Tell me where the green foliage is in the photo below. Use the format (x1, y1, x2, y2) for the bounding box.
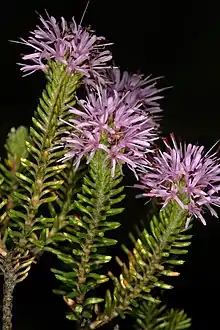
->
(0, 62, 83, 330)
(46, 161, 87, 243)
(0, 126, 29, 244)
(133, 300, 191, 329)
(5, 126, 29, 170)
(47, 149, 125, 326)
(7, 61, 82, 253)
(90, 202, 192, 329)
(0, 126, 28, 198)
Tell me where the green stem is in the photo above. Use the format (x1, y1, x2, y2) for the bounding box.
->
(90, 205, 188, 329)
(26, 73, 71, 225)
(18, 65, 81, 245)
(76, 154, 109, 306)
(48, 149, 124, 325)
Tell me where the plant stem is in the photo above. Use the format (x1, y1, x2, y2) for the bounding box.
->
(2, 281, 15, 330)
(18, 64, 81, 247)
(65, 150, 124, 325)
(76, 153, 109, 306)
(90, 204, 188, 329)
(2, 254, 16, 330)
(25, 71, 71, 226)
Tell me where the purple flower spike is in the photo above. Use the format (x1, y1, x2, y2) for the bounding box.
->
(61, 86, 158, 177)
(135, 134, 220, 225)
(15, 12, 112, 78)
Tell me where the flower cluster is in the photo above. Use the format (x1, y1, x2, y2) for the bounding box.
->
(16, 11, 220, 226)
(61, 86, 158, 177)
(16, 13, 112, 77)
(135, 134, 220, 225)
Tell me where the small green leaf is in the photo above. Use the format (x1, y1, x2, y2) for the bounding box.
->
(104, 289, 113, 316)
(84, 297, 104, 306)
(66, 312, 77, 321)
(154, 282, 173, 289)
(62, 232, 80, 243)
(32, 117, 45, 133)
(171, 241, 191, 247)
(0, 199, 7, 210)
(164, 259, 185, 265)
(69, 215, 88, 229)
(20, 158, 37, 170)
(43, 180, 64, 188)
(94, 237, 117, 246)
(28, 238, 44, 248)
(91, 254, 111, 262)
(25, 141, 41, 157)
(13, 191, 31, 202)
(97, 277, 109, 284)
(170, 248, 188, 254)
(9, 209, 28, 221)
(54, 275, 77, 286)
(110, 194, 126, 205)
(88, 273, 108, 281)
(39, 195, 57, 205)
(39, 228, 49, 241)
(141, 295, 161, 304)
(105, 208, 124, 216)
(45, 164, 67, 174)
(74, 200, 91, 216)
(82, 184, 93, 195)
(161, 270, 180, 276)
(75, 305, 83, 314)
(110, 185, 124, 196)
(102, 222, 121, 229)
(72, 249, 83, 256)
(77, 193, 93, 205)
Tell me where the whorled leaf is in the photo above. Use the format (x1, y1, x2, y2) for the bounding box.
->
(48, 149, 125, 325)
(90, 202, 192, 328)
(132, 300, 191, 330)
(8, 61, 82, 254)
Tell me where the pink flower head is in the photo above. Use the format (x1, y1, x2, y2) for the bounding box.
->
(61, 86, 158, 177)
(100, 68, 166, 126)
(15, 12, 112, 78)
(135, 134, 220, 225)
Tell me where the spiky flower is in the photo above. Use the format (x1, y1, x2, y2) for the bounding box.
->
(61, 86, 158, 177)
(15, 13, 112, 77)
(99, 68, 165, 125)
(135, 134, 220, 225)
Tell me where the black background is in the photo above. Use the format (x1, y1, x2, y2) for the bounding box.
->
(1, 1, 220, 329)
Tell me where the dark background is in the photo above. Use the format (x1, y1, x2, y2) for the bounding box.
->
(1, 0, 220, 329)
